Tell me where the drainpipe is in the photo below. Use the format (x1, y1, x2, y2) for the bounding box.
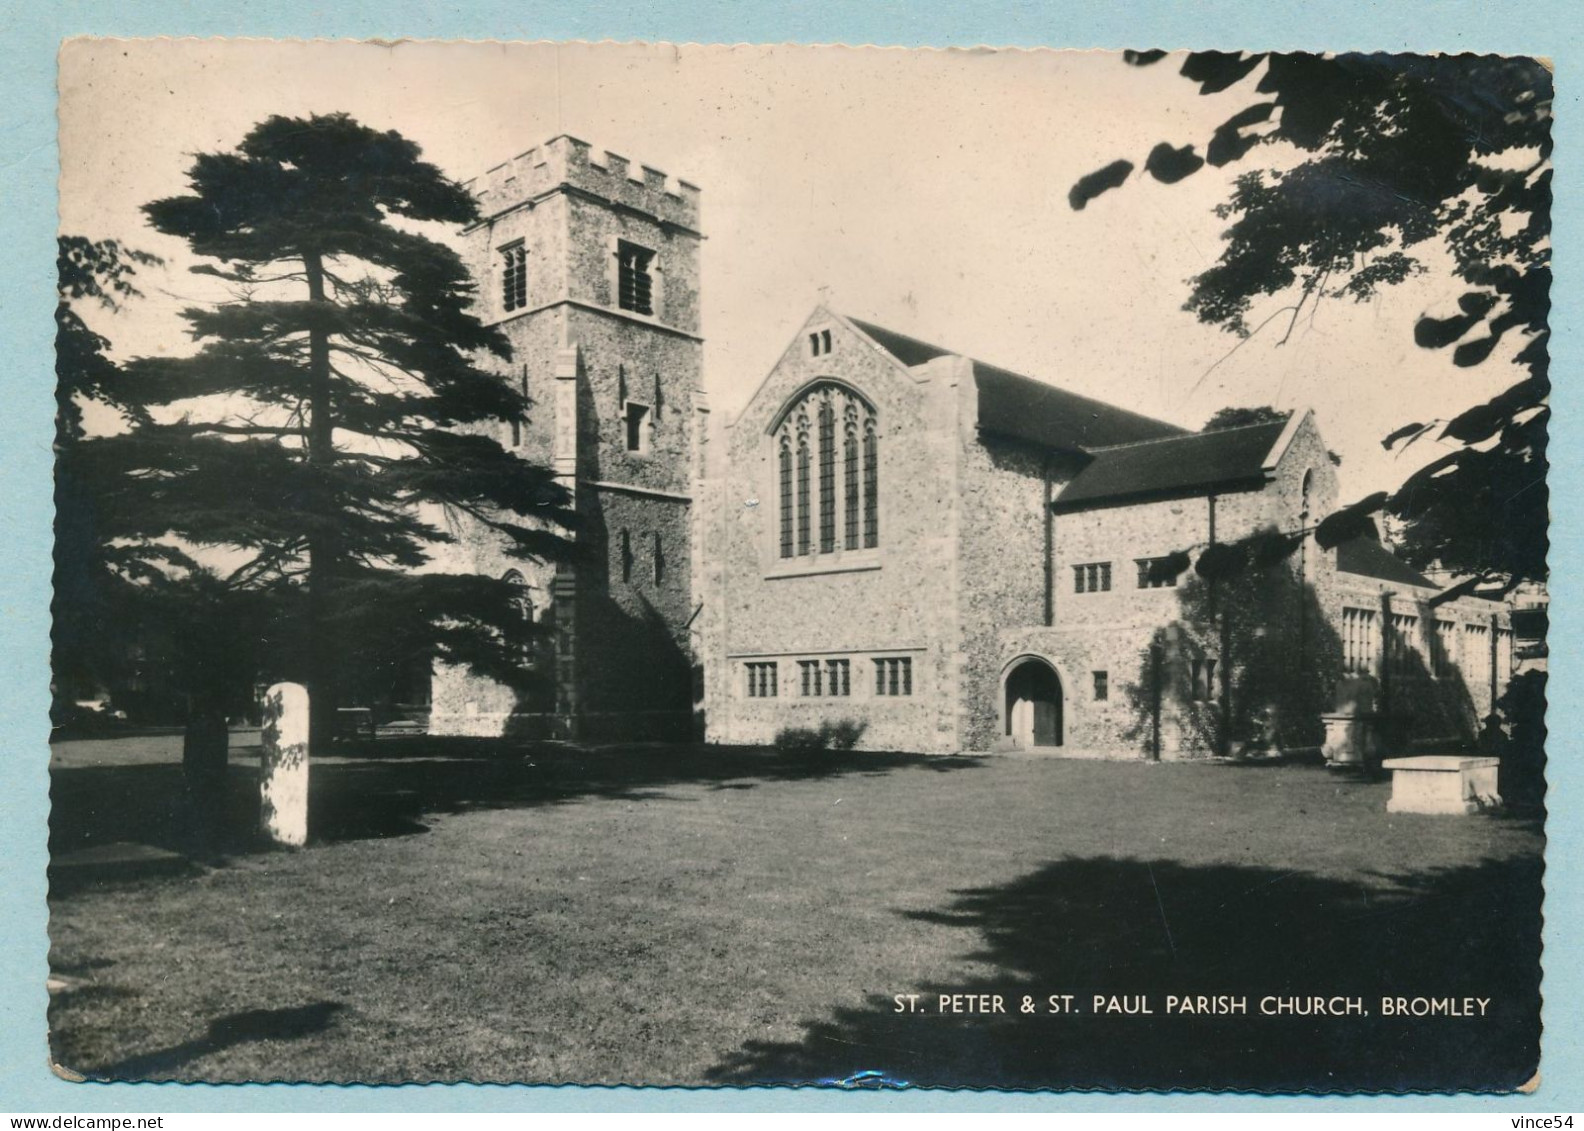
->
(1149, 643, 1163, 762)
(1490, 610, 1500, 716)
(1208, 494, 1231, 756)
(1043, 457, 1055, 627)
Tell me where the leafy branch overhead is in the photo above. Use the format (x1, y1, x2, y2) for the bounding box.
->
(1071, 53, 1549, 592)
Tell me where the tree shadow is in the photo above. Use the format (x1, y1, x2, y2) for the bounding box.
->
(708, 851, 1542, 1093)
(68, 1001, 346, 1081)
(48, 738, 985, 867)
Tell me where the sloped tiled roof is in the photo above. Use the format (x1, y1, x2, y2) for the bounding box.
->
(1335, 536, 1436, 589)
(844, 315, 1187, 452)
(1053, 419, 1290, 509)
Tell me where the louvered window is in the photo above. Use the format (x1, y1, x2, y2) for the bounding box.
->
(617, 241, 654, 315)
(500, 243, 527, 312)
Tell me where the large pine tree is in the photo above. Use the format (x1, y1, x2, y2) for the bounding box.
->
(107, 112, 575, 751)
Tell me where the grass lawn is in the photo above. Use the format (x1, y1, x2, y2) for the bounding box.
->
(47, 735, 1543, 1091)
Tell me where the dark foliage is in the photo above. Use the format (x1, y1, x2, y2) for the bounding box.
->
(1201, 404, 1286, 431)
(711, 851, 1541, 1090)
(773, 719, 868, 754)
(83, 114, 577, 746)
(1074, 53, 1551, 593)
(1494, 668, 1547, 808)
(1126, 529, 1343, 755)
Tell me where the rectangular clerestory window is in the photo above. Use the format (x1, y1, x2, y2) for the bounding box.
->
(1387, 613, 1421, 677)
(1073, 562, 1111, 594)
(1092, 671, 1109, 701)
(616, 240, 655, 315)
(799, 659, 824, 697)
(1341, 607, 1379, 675)
(875, 657, 913, 697)
(824, 659, 851, 697)
(745, 662, 778, 698)
(500, 242, 528, 312)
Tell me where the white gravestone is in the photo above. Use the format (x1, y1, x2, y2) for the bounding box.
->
(260, 682, 310, 847)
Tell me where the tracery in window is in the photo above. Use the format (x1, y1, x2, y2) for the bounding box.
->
(818, 396, 836, 553)
(772, 382, 878, 560)
(778, 436, 794, 558)
(843, 402, 860, 550)
(796, 412, 811, 556)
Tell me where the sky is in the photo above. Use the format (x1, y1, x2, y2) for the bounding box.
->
(57, 39, 1532, 502)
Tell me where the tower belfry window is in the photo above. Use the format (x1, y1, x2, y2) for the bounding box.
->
(617, 240, 655, 315)
(500, 243, 527, 312)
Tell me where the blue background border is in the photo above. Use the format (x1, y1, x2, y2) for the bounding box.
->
(3, 0, 1577, 1112)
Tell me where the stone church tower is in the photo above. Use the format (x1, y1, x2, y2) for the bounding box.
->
(428, 135, 705, 740)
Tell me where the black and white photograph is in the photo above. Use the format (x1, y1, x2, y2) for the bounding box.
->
(47, 39, 1549, 1092)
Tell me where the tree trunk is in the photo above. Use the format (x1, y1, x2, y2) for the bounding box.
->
(302, 250, 339, 752)
(181, 702, 230, 855)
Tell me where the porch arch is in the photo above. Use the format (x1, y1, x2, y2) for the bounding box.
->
(1000, 654, 1065, 748)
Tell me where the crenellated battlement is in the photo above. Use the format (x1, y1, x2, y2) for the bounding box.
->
(464, 134, 701, 231)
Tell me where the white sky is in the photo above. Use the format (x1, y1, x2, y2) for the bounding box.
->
(58, 39, 1530, 501)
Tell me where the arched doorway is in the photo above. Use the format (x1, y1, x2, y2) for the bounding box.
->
(1004, 658, 1063, 748)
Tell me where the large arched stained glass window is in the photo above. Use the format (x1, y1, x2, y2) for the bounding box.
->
(772, 382, 878, 560)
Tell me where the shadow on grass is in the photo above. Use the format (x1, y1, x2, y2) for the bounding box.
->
(708, 851, 1543, 1093)
(76, 1002, 347, 1081)
(48, 738, 984, 865)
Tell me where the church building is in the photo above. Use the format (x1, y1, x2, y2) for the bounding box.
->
(434, 138, 1516, 759)
(696, 309, 1515, 757)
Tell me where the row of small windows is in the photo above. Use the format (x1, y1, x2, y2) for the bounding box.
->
(497, 238, 658, 317)
(776, 384, 878, 559)
(617, 529, 666, 585)
(742, 657, 913, 698)
(1074, 559, 1186, 594)
(1342, 606, 1515, 682)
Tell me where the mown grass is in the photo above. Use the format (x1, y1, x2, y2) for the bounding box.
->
(47, 735, 1542, 1090)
